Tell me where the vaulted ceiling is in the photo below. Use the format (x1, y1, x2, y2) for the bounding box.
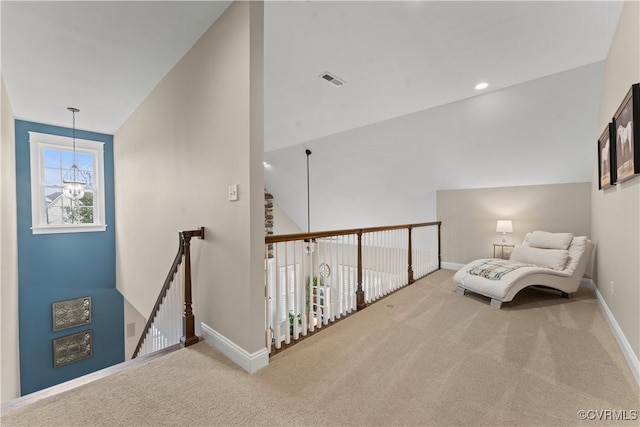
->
(2, 0, 627, 232)
(264, 1, 622, 151)
(1, 1, 623, 152)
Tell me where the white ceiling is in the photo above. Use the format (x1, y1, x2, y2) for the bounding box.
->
(264, 0, 623, 151)
(1, 1, 232, 134)
(1, 1, 624, 149)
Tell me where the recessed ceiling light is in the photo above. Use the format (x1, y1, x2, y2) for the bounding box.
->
(263, 161, 271, 168)
(475, 82, 489, 90)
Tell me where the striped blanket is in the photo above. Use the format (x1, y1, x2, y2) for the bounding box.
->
(467, 259, 532, 280)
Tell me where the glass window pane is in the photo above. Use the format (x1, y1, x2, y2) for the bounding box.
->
(44, 187, 63, 202)
(31, 132, 104, 233)
(77, 207, 94, 224)
(44, 190, 64, 225)
(60, 151, 74, 169)
(43, 149, 62, 168)
(80, 191, 94, 208)
(44, 167, 63, 187)
(76, 152, 93, 169)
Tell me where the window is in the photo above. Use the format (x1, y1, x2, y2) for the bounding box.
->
(278, 264, 301, 324)
(29, 131, 106, 234)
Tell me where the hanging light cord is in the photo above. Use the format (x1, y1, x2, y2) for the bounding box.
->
(306, 149, 312, 233)
(68, 107, 80, 180)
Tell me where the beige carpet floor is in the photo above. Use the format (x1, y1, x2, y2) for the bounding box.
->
(3, 269, 639, 426)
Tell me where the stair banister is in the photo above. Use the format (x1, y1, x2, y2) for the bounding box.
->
(132, 227, 204, 359)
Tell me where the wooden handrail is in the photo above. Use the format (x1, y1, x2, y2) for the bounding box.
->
(132, 227, 204, 358)
(265, 221, 441, 244)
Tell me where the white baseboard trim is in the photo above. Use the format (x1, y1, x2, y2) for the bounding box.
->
(1, 344, 181, 416)
(582, 279, 640, 386)
(200, 323, 269, 374)
(579, 278, 593, 289)
(441, 262, 465, 271)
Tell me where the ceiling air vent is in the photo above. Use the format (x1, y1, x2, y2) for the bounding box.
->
(319, 72, 345, 87)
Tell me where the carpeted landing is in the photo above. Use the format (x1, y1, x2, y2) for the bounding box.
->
(2, 269, 638, 426)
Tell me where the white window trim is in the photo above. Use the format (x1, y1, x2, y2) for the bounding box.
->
(29, 131, 107, 234)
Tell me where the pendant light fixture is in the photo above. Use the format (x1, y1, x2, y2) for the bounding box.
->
(304, 148, 315, 254)
(62, 107, 86, 200)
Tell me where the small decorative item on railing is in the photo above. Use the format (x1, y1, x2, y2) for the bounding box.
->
(264, 221, 441, 353)
(132, 227, 205, 359)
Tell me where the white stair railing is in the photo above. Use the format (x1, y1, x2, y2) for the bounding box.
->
(265, 222, 441, 352)
(132, 227, 204, 359)
(137, 263, 184, 357)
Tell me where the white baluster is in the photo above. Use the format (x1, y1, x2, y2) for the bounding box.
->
(265, 244, 273, 352)
(292, 240, 299, 340)
(330, 236, 336, 322)
(339, 236, 344, 317)
(284, 242, 291, 345)
(301, 239, 308, 336)
(274, 243, 281, 349)
(364, 233, 370, 303)
(384, 230, 391, 294)
(372, 232, 377, 301)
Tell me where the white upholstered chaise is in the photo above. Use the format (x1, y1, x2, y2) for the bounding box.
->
(454, 232, 593, 308)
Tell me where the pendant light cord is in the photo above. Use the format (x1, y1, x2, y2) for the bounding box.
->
(305, 149, 312, 233)
(67, 107, 80, 181)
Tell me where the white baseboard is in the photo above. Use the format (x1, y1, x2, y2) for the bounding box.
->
(441, 262, 465, 271)
(582, 279, 640, 386)
(579, 278, 593, 289)
(1, 344, 180, 416)
(200, 323, 269, 374)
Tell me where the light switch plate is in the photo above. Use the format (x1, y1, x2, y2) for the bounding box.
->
(228, 184, 238, 201)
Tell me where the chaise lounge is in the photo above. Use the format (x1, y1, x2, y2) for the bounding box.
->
(454, 231, 594, 308)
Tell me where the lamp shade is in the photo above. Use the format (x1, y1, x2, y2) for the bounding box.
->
(496, 220, 513, 233)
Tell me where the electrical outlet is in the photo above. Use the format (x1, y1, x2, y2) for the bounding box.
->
(126, 322, 136, 338)
(610, 281, 614, 296)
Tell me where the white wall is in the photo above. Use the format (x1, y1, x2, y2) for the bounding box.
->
(123, 298, 145, 360)
(272, 199, 302, 235)
(115, 2, 265, 354)
(592, 0, 640, 363)
(437, 183, 591, 265)
(266, 63, 603, 233)
(1, 76, 20, 403)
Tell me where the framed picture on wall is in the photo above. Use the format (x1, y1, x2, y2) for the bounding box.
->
(613, 83, 640, 183)
(597, 123, 616, 190)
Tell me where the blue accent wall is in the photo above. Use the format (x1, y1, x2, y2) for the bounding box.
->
(15, 120, 123, 395)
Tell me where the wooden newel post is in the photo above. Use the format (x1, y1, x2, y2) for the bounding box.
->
(408, 226, 414, 284)
(180, 227, 204, 347)
(356, 230, 367, 310)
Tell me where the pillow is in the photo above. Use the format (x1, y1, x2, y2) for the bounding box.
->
(528, 231, 573, 250)
(510, 245, 569, 270)
(564, 236, 587, 275)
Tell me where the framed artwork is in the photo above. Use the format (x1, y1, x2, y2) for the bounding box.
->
(613, 83, 640, 183)
(597, 123, 616, 190)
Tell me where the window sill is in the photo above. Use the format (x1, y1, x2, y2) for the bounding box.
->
(31, 224, 107, 235)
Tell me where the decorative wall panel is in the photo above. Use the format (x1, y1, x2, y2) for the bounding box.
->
(53, 330, 93, 368)
(52, 296, 91, 331)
